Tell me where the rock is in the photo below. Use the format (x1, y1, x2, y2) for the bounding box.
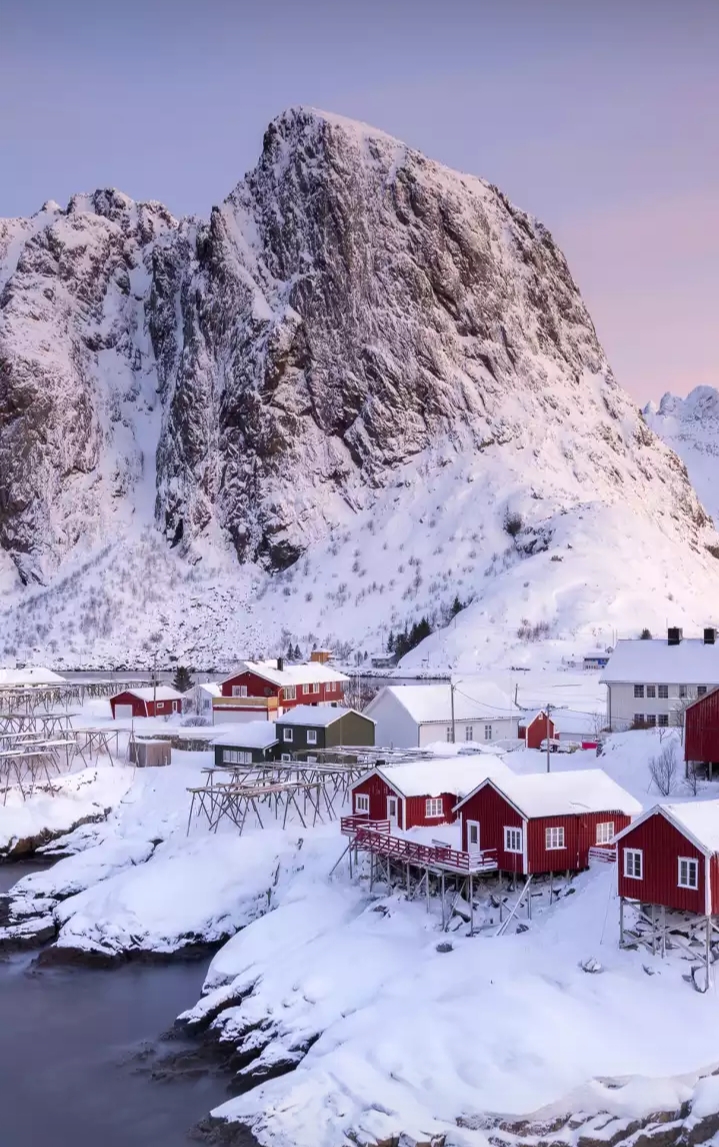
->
(436, 941, 453, 953)
(580, 957, 603, 974)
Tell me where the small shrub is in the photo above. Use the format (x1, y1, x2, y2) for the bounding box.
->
(503, 509, 523, 538)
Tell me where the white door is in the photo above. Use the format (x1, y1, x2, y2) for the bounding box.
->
(114, 704, 134, 720)
(467, 820, 480, 855)
(387, 796, 399, 828)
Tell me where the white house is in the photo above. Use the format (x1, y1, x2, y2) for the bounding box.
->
(189, 682, 222, 718)
(364, 682, 520, 749)
(600, 628, 719, 730)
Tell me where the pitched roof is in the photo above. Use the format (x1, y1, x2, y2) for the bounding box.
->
(196, 682, 222, 697)
(223, 660, 349, 688)
(212, 722, 280, 749)
(614, 800, 719, 854)
(456, 768, 641, 818)
(0, 666, 66, 686)
(366, 682, 518, 725)
(276, 705, 371, 728)
(599, 639, 719, 686)
(115, 686, 184, 702)
(356, 754, 511, 799)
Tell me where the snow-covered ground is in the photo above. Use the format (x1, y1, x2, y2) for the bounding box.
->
(645, 387, 719, 523)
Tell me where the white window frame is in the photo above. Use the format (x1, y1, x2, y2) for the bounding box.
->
(484, 724, 492, 741)
(232, 685, 248, 698)
(425, 797, 443, 819)
(303, 684, 309, 696)
(283, 728, 293, 742)
(646, 684, 656, 698)
(545, 826, 565, 850)
(678, 856, 699, 890)
(387, 796, 399, 822)
(355, 793, 370, 814)
(283, 685, 296, 701)
(504, 826, 523, 854)
(658, 684, 669, 699)
(623, 848, 643, 880)
(465, 725, 473, 742)
(596, 821, 614, 844)
(633, 713, 644, 727)
(646, 714, 657, 727)
(311, 682, 320, 694)
(697, 685, 707, 697)
(467, 820, 480, 852)
(281, 753, 291, 762)
(679, 684, 687, 699)
(658, 713, 669, 727)
(306, 729, 318, 745)
(633, 684, 644, 698)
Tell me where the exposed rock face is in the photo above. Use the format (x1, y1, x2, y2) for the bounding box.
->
(0, 107, 712, 591)
(644, 387, 719, 523)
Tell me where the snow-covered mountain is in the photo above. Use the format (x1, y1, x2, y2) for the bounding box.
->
(644, 388, 719, 523)
(1, 108, 718, 669)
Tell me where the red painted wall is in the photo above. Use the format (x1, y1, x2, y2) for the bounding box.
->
(520, 714, 555, 750)
(404, 791, 457, 829)
(686, 689, 719, 765)
(111, 691, 148, 718)
(617, 813, 707, 913)
(352, 774, 400, 823)
(351, 778, 458, 829)
(526, 811, 630, 874)
(458, 783, 525, 873)
(221, 670, 346, 708)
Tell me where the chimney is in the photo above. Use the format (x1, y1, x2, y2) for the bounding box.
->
(277, 656, 284, 671)
(667, 627, 683, 646)
(705, 627, 716, 645)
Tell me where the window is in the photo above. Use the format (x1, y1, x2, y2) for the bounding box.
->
(281, 753, 291, 762)
(646, 714, 657, 727)
(232, 685, 248, 698)
(307, 729, 318, 745)
(425, 797, 443, 818)
(678, 857, 699, 889)
(545, 826, 565, 850)
(283, 685, 296, 701)
(283, 728, 293, 742)
(698, 686, 707, 697)
(446, 726, 452, 742)
(303, 684, 309, 696)
(623, 848, 643, 879)
(465, 725, 473, 742)
(504, 826, 523, 854)
(312, 682, 320, 694)
(679, 684, 687, 699)
(355, 793, 370, 814)
(646, 685, 656, 698)
(658, 684, 669, 699)
(596, 821, 614, 844)
(633, 685, 644, 698)
(633, 714, 644, 727)
(658, 714, 669, 727)
(484, 724, 492, 741)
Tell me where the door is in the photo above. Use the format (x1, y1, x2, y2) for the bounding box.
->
(114, 704, 134, 720)
(467, 820, 480, 855)
(387, 795, 399, 828)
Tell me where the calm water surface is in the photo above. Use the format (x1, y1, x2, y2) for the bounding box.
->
(0, 863, 234, 1146)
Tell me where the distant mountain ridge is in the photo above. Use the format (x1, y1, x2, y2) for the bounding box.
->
(0, 108, 717, 668)
(644, 387, 719, 522)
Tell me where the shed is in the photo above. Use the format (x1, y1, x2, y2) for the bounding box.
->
(213, 722, 279, 766)
(350, 755, 510, 832)
(685, 688, 719, 778)
(453, 769, 641, 875)
(518, 710, 555, 750)
(276, 706, 374, 757)
(129, 739, 172, 768)
(110, 686, 183, 719)
(614, 802, 719, 915)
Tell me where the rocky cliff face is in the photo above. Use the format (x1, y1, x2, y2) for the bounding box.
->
(0, 109, 715, 656)
(644, 387, 719, 523)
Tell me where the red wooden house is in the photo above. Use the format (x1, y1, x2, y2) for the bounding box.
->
(110, 686, 183, 719)
(614, 802, 719, 915)
(685, 688, 719, 779)
(518, 710, 555, 750)
(453, 769, 641, 875)
(214, 658, 349, 723)
(350, 756, 510, 833)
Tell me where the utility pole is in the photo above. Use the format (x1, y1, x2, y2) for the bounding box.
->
(546, 703, 553, 772)
(152, 650, 158, 714)
(450, 680, 456, 743)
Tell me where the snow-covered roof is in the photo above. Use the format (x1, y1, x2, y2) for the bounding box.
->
(277, 706, 371, 728)
(115, 686, 184, 702)
(600, 639, 719, 686)
(551, 709, 601, 736)
(457, 769, 641, 818)
(0, 666, 66, 686)
(196, 682, 222, 697)
(615, 800, 719, 855)
(518, 709, 547, 728)
(367, 682, 517, 725)
(224, 660, 349, 687)
(212, 722, 279, 749)
(360, 754, 511, 799)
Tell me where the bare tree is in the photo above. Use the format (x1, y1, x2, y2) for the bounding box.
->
(685, 760, 700, 796)
(649, 742, 679, 797)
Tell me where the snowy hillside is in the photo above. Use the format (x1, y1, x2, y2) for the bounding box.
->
(1, 108, 718, 668)
(644, 387, 719, 523)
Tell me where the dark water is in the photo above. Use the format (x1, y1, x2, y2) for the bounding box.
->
(0, 864, 235, 1146)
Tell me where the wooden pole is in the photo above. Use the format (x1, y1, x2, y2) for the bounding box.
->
(425, 868, 430, 913)
(707, 915, 712, 991)
(469, 875, 474, 935)
(619, 896, 624, 946)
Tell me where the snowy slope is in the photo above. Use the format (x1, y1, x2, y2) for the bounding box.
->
(1, 108, 718, 668)
(644, 387, 719, 523)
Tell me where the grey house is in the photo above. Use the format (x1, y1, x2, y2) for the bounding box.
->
(275, 706, 375, 758)
(213, 721, 279, 766)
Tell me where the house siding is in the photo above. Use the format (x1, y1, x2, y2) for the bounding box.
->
(222, 670, 346, 709)
(685, 689, 719, 765)
(352, 774, 402, 823)
(617, 814, 707, 913)
(111, 690, 148, 719)
(520, 714, 555, 750)
(404, 792, 457, 829)
(213, 743, 275, 766)
(324, 712, 375, 748)
(458, 784, 526, 874)
(526, 811, 631, 874)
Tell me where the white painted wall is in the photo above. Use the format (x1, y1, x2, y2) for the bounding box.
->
(607, 682, 713, 727)
(364, 692, 420, 748)
(418, 716, 518, 748)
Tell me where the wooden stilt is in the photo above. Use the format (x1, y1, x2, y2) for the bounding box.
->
(707, 915, 712, 990)
(469, 874, 474, 935)
(619, 896, 624, 946)
(441, 871, 446, 929)
(549, 871, 553, 905)
(652, 903, 657, 955)
(425, 867, 430, 913)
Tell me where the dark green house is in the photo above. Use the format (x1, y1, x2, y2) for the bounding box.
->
(275, 706, 375, 758)
(213, 721, 279, 767)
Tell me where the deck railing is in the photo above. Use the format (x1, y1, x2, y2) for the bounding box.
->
(350, 824, 498, 875)
(340, 815, 390, 836)
(588, 844, 616, 864)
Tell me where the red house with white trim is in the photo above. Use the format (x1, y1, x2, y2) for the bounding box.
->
(350, 756, 511, 833)
(614, 801, 719, 915)
(214, 658, 349, 724)
(110, 686, 183, 719)
(453, 769, 641, 876)
(685, 688, 719, 779)
(518, 710, 555, 750)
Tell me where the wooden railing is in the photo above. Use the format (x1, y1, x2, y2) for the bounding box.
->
(588, 844, 616, 864)
(352, 825, 498, 874)
(341, 815, 390, 836)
